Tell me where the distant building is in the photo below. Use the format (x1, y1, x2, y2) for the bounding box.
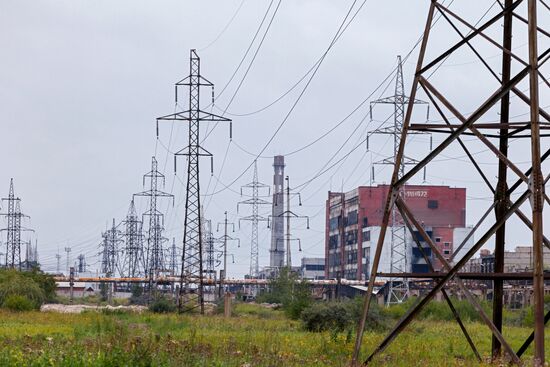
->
(55, 282, 95, 298)
(466, 246, 550, 273)
(300, 257, 325, 280)
(325, 185, 469, 280)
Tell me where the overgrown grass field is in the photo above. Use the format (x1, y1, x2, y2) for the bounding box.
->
(0, 303, 547, 366)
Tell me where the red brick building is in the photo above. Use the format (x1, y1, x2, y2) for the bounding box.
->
(325, 185, 467, 280)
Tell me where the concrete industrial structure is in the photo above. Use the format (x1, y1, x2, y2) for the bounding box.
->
(269, 155, 285, 269)
(466, 246, 550, 274)
(300, 257, 325, 280)
(325, 184, 470, 280)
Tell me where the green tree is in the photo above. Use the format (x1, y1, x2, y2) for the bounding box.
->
(257, 268, 312, 319)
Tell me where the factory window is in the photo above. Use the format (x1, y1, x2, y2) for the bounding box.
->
(347, 210, 358, 226)
(305, 264, 325, 271)
(362, 217, 369, 228)
(329, 217, 340, 231)
(347, 250, 357, 264)
(346, 230, 358, 245)
(444, 242, 451, 247)
(435, 237, 441, 243)
(443, 249, 450, 255)
(428, 200, 439, 209)
(363, 230, 371, 242)
(363, 247, 370, 259)
(329, 235, 339, 250)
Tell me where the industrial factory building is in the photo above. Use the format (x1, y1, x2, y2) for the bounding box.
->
(325, 185, 471, 280)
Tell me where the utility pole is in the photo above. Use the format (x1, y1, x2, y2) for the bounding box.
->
(157, 49, 232, 314)
(134, 157, 174, 291)
(238, 161, 270, 279)
(64, 247, 71, 274)
(69, 266, 75, 304)
(369, 55, 429, 306)
(217, 212, 238, 298)
(269, 176, 309, 269)
(0, 179, 33, 270)
(121, 199, 146, 278)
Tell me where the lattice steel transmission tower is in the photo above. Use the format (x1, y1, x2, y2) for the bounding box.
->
(134, 157, 174, 282)
(100, 219, 122, 276)
(157, 49, 231, 313)
(169, 237, 178, 276)
(77, 254, 86, 273)
(238, 161, 270, 278)
(353, 1, 549, 365)
(369, 55, 429, 305)
(1, 179, 32, 269)
(121, 199, 146, 277)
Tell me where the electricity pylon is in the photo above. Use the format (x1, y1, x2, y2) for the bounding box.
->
(0, 179, 33, 269)
(157, 49, 232, 314)
(121, 199, 146, 277)
(100, 219, 123, 276)
(369, 55, 429, 306)
(238, 161, 270, 278)
(134, 157, 174, 284)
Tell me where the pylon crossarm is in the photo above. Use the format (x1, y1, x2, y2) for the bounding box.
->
(396, 198, 520, 363)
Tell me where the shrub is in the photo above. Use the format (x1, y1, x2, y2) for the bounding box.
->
(301, 297, 389, 333)
(256, 268, 312, 320)
(129, 284, 147, 305)
(149, 297, 176, 313)
(301, 302, 351, 332)
(2, 294, 34, 311)
(0, 270, 45, 310)
(24, 269, 56, 302)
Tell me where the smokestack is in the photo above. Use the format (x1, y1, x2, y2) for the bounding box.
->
(270, 155, 285, 269)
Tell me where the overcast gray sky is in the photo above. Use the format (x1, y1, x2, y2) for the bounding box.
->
(0, 0, 548, 277)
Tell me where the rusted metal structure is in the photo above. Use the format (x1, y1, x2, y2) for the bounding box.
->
(352, 0, 548, 365)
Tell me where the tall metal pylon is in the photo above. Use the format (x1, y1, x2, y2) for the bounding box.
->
(169, 237, 178, 276)
(353, 1, 548, 364)
(121, 199, 146, 277)
(238, 161, 270, 278)
(157, 49, 232, 313)
(77, 254, 86, 273)
(369, 55, 429, 305)
(134, 157, 174, 283)
(1, 179, 32, 270)
(100, 219, 122, 276)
